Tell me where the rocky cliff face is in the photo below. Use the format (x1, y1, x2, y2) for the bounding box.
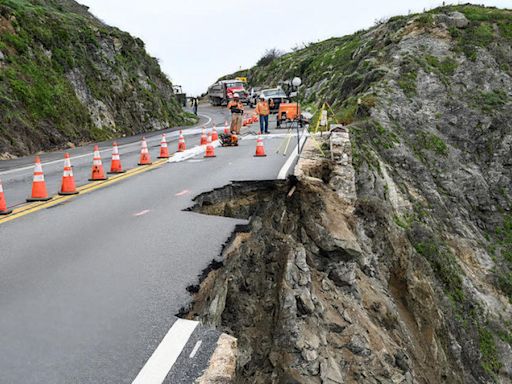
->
(186, 5, 512, 384)
(0, 0, 192, 158)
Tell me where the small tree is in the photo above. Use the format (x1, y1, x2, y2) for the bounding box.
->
(257, 48, 284, 67)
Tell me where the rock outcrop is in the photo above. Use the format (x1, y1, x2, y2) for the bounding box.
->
(186, 4, 511, 383)
(0, 0, 193, 157)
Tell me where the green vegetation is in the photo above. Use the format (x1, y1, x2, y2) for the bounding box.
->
(416, 13, 434, 28)
(424, 55, 458, 76)
(479, 326, 502, 376)
(476, 90, 509, 112)
(0, 0, 188, 155)
(398, 70, 417, 98)
(414, 240, 464, 303)
(414, 131, 449, 156)
(449, 5, 512, 60)
(494, 215, 512, 301)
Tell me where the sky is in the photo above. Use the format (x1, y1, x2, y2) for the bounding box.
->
(77, 0, 510, 96)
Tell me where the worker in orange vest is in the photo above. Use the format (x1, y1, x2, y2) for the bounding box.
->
(227, 93, 244, 134)
(255, 95, 270, 134)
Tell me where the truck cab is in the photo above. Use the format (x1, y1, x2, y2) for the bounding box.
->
(208, 80, 249, 106)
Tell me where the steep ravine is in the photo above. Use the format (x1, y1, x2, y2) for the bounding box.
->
(183, 130, 511, 384)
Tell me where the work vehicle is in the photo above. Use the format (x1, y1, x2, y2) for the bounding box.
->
(248, 87, 263, 107)
(173, 85, 187, 107)
(207, 80, 249, 106)
(259, 88, 289, 112)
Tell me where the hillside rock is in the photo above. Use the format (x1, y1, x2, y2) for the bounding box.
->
(0, 0, 192, 157)
(191, 4, 512, 383)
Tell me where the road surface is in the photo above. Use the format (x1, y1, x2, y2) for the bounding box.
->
(0, 105, 306, 383)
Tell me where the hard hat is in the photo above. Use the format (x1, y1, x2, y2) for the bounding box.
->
(259, 94, 265, 99)
(233, 93, 240, 98)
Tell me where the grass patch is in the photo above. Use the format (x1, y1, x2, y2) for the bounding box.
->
(414, 131, 449, 156)
(475, 90, 508, 113)
(398, 71, 417, 97)
(479, 326, 502, 376)
(414, 240, 464, 303)
(425, 55, 458, 76)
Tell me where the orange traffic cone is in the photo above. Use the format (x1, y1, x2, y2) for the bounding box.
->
(59, 153, 79, 195)
(178, 130, 186, 152)
(108, 142, 125, 174)
(204, 134, 216, 158)
(0, 178, 12, 215)
(200, 128, 208, 146)
(138, 137, 152, 165)
(211, 125, 218, 141)
(224, 121, 230, 134)
(89, 145, 108, 181)
(27, 156, 51, 202)
(158, 133, 170, 159)
(254, 133, 267, 157)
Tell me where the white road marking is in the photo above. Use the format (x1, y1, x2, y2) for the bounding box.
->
(277, 130, 309, 180)
(189, 340, 202, 358)
(197, 113, 212, 127)
(132, 319, 198, 384)
(133, 209, 150, 217)
(167, 141, 221, 164)
(175, 189, 190, 196)
(0, 115, 215, 177)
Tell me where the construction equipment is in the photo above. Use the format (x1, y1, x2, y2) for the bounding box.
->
(276, 102, 301, 128)
(219, 133, 239, 147)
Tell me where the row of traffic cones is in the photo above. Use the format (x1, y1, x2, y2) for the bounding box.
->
(242, 114, 259, 127)
(0, 129, 268, 215)
(21, 136, 162, 202)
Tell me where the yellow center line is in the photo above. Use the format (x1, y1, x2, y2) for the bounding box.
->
(0, 159, 168, 225)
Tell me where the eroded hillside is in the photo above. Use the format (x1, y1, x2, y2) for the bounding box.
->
(186, 5, 512, 384)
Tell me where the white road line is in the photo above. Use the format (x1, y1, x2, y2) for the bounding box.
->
(0, 115, 215, 177)
(189, 340, 202, 358)
(277, 131, 309, 180)
(132, 319, 198, 384)
(197, 113, 212, 127)
(133, 210, 150, 217)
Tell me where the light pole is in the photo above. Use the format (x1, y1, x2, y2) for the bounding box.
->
(292, 77, 302, 154)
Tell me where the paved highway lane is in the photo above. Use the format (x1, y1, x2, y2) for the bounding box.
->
(0, 111, 306, 383)
(0, 105, 233, 208)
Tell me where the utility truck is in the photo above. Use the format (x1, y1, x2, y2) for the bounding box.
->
(207, 79, 249, 106)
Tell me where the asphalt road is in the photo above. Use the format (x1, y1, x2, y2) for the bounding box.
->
(0, 105, 304, 383)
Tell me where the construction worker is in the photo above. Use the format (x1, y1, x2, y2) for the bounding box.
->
(227, 93, 244, 134)
(255, 95, 270, 134)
